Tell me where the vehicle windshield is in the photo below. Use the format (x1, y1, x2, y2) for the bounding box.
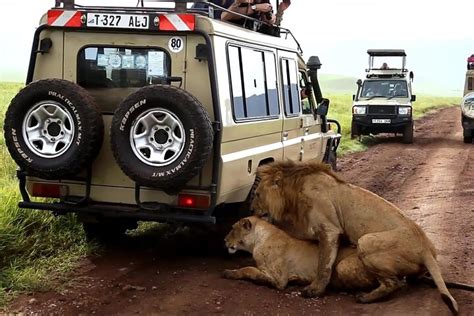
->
(360, 80, 408, 99)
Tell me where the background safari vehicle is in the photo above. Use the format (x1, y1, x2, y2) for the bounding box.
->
(461, 55, 474, 143)
(3, 0, 340, 239)
(351, 49, 416, 144)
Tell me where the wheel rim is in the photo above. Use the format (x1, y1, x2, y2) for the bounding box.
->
(22, 101, 75, 158)
(130, 108, 186, 167)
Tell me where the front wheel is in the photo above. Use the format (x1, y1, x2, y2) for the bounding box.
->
(402, 122, 414, 144)
(350, 123, 359, 139)
(326, 150, 337, 170)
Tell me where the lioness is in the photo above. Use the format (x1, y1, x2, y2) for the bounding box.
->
(251, 161, 458, 314)
(223, 216, 377, 291)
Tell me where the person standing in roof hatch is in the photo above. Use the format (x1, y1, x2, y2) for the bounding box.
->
(221, 0, 291, 26)
(192, 0, 235, 20)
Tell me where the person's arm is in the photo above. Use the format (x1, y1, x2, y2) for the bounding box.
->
(221, 0, 273, 22)
(274, 0, 291, 25)
(221, 0, 250, 21)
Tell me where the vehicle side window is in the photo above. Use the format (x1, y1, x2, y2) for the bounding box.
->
(299, 71, 313, 114)
(228, 45, 279, 121)
(281, 58, 300, 116)
(468, 77, 474, 91)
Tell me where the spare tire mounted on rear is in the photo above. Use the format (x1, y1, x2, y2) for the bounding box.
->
(111, 85, 213, 189)
(3, 79, 104, 179)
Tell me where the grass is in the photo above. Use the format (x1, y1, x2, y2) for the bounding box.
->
(326, 93, 461, 154)
(0, 81, 460, 308)
(0, 83, 93, 307)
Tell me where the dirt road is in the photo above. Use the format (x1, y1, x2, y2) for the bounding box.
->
(8, 106, 474, 315)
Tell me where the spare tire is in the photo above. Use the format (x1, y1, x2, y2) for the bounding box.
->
(111, 85, 213, 189)
(3, 79, 104, 179)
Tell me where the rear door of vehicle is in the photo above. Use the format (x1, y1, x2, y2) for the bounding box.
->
(63, 31, 186, 192)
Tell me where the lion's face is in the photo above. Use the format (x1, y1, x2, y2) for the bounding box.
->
(251, 175, 285, 223)
(224, 217, 255, 254)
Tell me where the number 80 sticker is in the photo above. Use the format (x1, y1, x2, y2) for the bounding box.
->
(168, 36, 184, 53)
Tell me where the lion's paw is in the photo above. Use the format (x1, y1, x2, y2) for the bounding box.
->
(355, 292, 372, 304)
(222, 269, 239, 279)
(301, 286, 325, 298)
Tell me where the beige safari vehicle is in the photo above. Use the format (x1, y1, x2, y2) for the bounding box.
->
(461, 55, 474, 143)
(4, 0, 340, 239)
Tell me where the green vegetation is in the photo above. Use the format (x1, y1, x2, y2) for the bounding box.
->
(327, 93, 461, 154)
(0, 83, 92, 307)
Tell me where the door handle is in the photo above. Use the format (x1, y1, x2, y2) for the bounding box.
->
(283, 131, 288, 140)
(304, 128, 309, 135)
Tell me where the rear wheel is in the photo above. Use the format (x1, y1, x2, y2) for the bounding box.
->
(351, 123, 359, 139)
(402, 122, 414, 144)
(82, 219, 137, 243)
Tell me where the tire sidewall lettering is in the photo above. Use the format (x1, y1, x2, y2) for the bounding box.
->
(151, 128, 195, 178)
(47, 90, 83, 147)
(120, 99, 147, 131)
(10, 128, 33, 163)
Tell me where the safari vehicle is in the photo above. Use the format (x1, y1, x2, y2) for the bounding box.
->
(3, 0, 340, 239)
(461, 55, 474, 143)
(351, 49, 416, 144)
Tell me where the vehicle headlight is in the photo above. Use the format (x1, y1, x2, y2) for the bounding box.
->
(398, 107, 412, 115)
(353, 106, 367, 115)
(461, 93, 474, 118)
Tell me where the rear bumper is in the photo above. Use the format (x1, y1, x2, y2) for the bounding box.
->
(16, 170, 216, 224)
(19, 200, 216, 224)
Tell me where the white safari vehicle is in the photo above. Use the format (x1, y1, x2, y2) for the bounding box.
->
(3, 0, 340, 239)
(351, 49, 416, 144)
(461, 55, 474, 143)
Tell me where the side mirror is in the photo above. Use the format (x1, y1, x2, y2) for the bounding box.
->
(357, 79, 363, 87)
(410, 71, 414, 82)
(411, 95, 417, 102)
(352, 94, 356, 101)
(316, 98, 330, 117)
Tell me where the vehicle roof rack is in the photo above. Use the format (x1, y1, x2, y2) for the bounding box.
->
(366, 48, 407, 74)
(367, 49, 406, 57)
(52, 1, 295, 43)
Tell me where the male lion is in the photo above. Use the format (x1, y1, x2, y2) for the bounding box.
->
(251, 161, 458, 314)
(223, 216, 377, 291)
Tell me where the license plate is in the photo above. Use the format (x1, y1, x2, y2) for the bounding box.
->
(86, 13, 149, 29)
(372, 119, 391, 124)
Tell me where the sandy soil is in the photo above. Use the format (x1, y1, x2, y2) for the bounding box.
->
(6, 106, 474, 315)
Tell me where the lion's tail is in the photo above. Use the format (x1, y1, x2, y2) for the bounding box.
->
(423, 252, 459, 315)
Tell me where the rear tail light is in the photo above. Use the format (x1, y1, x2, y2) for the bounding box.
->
(177, 193, 210, 209)
(32, 183, 62, 198)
